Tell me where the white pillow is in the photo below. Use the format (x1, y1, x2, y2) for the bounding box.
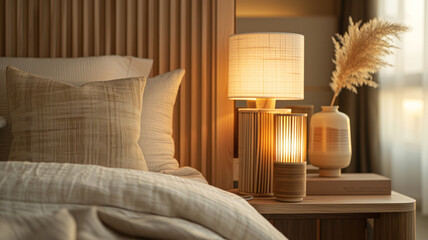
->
(137, 69, 185, 172)
(0, 56, 153, 161)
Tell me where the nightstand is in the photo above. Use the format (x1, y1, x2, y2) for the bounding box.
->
(249, 191, 415, 240)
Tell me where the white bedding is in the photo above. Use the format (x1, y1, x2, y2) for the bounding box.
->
(0, 162, 286, 240)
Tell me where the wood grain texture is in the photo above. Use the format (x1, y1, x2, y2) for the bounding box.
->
(273, 162, 306, 202)
(250, 191, 415, 214)
(237, 109, 290, 195)
(246, 191, 415, 240)
(374, 211, 416, 240)
(211, 0, 235, 189)
(320, 219, 367, 240)
(262, 213, 379, 220)
(255, 98, 276, 109)
(0, 0, 235, 189)
(306, 173, 391, 196)
(273, 219, 317, 240)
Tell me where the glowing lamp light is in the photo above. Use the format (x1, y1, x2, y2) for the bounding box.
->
(228, 32, 304, 109)
(273, 113, 307, 202)
(275, 113, 307, 163)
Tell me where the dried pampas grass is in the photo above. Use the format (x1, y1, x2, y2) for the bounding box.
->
(330, 17, 408, 106)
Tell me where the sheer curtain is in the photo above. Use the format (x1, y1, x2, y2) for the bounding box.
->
(377, 0, 428, 214)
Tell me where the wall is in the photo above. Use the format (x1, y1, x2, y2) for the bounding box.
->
(236, 0, 339, 113)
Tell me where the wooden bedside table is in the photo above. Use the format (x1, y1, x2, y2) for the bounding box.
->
(249, 191, 416, 240)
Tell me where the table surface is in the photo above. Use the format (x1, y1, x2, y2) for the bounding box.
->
(249, 191, 416, 215)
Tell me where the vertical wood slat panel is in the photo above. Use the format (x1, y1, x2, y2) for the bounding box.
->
(179, 0, 191, 168)
(28, 0, 39, 57)
(158, 0, 169, 74)
(201, 0, 212, 178)
(171, 0, 181, 165)
(148, 0, 159, 75)
(136, 0, 143, 58)
(0, 0, 4, 56)
(17, 0, 28, 57)
(115, 0, 126, 55)
(98, 0, 106, 55)
(213, 0, 235, 189)
(5, 0, 17, 56)
(71, 0, 79, 57)
(273, 219, 318, 240)
(320, 219, 367, 240)
(211, 0, 218, 185)
(61, 0, 68, 57)
(190, 0, 201, 169)
(104, 0, 112, 55)
(93, 0, 101, 55)
(0, 0, 235, 189)
(136, 0, 148, 58)
(82, 0, 93, 56)
(39, 0, 50, 57)
(48, 0, 54, 56)
(374, 212, 416, 240)
(50, 0, 61, 57)
(126, 0, 137, 56)
(169, 0, 180, 70)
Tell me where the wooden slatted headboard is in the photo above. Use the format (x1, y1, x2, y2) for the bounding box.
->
(0, 0, 235, 189)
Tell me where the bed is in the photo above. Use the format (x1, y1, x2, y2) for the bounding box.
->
(0, 1, 286, 239)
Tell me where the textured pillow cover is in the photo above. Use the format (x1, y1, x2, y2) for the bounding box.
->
(0, 56, 153, 161)
(6, 66, 148, 170)
(138, 69, 185, 172)
(0, 57, 185, 173)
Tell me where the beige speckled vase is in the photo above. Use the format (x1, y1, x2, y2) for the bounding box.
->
(308, 106, 351, 177)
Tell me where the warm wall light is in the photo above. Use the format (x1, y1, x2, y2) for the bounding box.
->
(229, 32, 304, 109)
(273, 113, 307, 202)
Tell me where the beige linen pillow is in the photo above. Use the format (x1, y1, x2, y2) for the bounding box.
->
(6, 66, 148, 170)
(138, 69, 185, 172)
(0, 56, 153, 161)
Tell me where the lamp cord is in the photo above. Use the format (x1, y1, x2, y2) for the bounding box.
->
(241, 195, 253, 201)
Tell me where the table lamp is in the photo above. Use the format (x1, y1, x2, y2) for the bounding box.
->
(273, 113, 307, 202)
(229, 32, 304, 196)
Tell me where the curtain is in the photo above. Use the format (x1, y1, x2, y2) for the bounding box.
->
(337, 0, 381, 173)
(377, 0, 428, 215)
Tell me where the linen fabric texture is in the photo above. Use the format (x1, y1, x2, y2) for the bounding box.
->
(0, 57, 184, 174)
(138, 69, 185, 172)
(6, 66, 148, 170)
(0, 161, 286, 240)
(0, 56, 153, 162)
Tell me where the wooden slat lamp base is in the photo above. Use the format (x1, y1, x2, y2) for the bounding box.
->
(238, 109, 290, 196)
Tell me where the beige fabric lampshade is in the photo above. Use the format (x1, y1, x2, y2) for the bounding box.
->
(228, 33, 304, 100)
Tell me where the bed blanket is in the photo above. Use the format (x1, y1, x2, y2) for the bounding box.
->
(0, 162, 286, 240)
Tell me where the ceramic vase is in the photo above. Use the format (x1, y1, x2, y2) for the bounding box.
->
(308, 106, 351, 177)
